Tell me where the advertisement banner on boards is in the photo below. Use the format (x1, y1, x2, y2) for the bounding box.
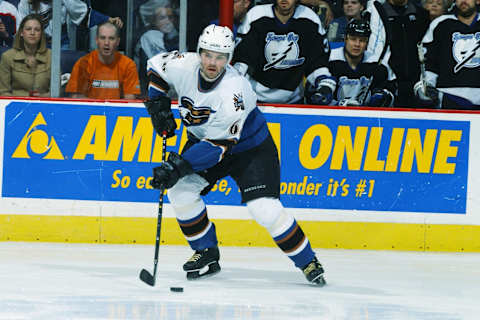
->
(2, 101, 469, 213)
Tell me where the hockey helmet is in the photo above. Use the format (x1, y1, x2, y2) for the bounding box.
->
(345, 19, 371, 38)
(197, 24, 235, 64)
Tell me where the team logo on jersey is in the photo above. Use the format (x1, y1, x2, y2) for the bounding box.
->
(233, 93, 245, 111)
(452, 32, 480, 73)
(263, 32, 305, 71)
(179, 96, 215, 126)
(337, 76, 371, 105)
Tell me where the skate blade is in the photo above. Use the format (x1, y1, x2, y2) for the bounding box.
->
(309, 274, 327, 287)
(186, 262, 221, 280)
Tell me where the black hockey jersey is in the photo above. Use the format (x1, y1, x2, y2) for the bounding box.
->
(422, 14, 480, 105)
(328, 47, 395, 106)
(233, 4, 333, 104)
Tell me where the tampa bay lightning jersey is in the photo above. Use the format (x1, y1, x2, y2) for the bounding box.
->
(146, 51, 269, 172)
(328, 47, 395, 105)
(422, 14, 480, 105)
(233, 4, 332, 103)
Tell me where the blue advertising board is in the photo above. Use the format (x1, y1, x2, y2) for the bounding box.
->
(2, 101, 469, 213)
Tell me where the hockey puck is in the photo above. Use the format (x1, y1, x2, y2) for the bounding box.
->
(170, 287, 184, 292)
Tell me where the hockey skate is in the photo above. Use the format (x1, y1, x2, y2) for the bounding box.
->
(183, 247, 221, 280)
(302, 257, 326, 286)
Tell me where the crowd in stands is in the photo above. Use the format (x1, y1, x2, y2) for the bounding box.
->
(0, 0, 478, 109)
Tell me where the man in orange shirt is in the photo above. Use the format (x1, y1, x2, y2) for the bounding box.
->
(66, 21, 140, 99)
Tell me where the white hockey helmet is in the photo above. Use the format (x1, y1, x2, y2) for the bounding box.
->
(197, 24, 235, 64)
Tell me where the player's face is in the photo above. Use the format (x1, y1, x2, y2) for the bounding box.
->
(275, 0, 297, 16)
(423, 0, 445, 20)
(455, 0, 478, 17)
(234, 0, 251, 23)
(96, 25, 120, 59)
(343, 0, 364, 19)
(345, 35, 368, 58)
(200, 49, 229, 80)
(21, 19, 42, 47)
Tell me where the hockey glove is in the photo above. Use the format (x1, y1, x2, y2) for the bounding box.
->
(309, 85, 333, 105)
(144, 95, 177, 138)
(413, 81, 440, 107)
(368, 89, 394, 107)
(150, 152, 194, 189)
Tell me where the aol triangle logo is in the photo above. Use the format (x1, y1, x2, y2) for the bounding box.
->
(12, 112, 64, 160)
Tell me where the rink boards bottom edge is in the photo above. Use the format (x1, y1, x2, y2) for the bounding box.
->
(1, 214, 479, 252)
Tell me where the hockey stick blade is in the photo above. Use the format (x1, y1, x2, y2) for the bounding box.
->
(139, 268, 155, 286)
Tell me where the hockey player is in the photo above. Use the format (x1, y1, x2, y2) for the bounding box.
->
(145, 24, 326, 286)
(414, 0, 480, 109)
(232, 0, 336, 105)
(320, 18, 395, 106)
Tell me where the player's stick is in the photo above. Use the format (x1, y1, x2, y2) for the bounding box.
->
(417, 42, 427, 95)
(139, 131, 167, 286)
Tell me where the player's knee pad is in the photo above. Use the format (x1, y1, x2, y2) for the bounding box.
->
(168, 173, 209, 220)
(246, 197, 294, 235)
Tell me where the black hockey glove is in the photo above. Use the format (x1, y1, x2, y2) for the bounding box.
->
(309, 85, 333, 105)
(144, 95, 177, 138)
(368, 89, 393, 107)
(150, 152, 194, 189)
(414, 81, 440, 108)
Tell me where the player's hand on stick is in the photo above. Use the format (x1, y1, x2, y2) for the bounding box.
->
(310, 85, 333, 105)
(145, 95, 177, 138)
(414, 81, 440, 107)
(368, 89, 394, 107)
(150, 152, 193, 189)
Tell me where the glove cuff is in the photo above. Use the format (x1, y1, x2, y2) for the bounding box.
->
(413, 81, 424, 96)
(168, 152, 193, 178)
(318, 77, 336, 93)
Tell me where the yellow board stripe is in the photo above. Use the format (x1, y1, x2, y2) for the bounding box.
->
(1, 215, 480, 252)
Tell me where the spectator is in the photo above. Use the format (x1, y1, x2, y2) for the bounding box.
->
(134, 0, 179, 97)
(65, 21, 140, 99)
(327, 0, 365, 44)
(0, 0, 19, 54)
(135, 0, 179, 61)
(210, 0, 252, 38)
(233, 0, 335, 104)
(422, 0, 447, 20)
(90, 0, 144, 52)
(301, 0, 336, 27)
(321, 18, 395, 106)
(380, 0, 430, 107)
(0, 14, 51, 96)
(17, 0, 123, 49)
(415, 0, 480, 109)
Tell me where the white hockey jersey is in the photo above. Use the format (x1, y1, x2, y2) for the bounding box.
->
(147, 51, 269, 171)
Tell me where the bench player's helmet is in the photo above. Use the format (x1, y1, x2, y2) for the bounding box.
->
(197, 24, 235, 64)
(345, 18, 371, 38)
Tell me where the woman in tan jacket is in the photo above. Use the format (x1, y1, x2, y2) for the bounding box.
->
(0, 14, 51, 97)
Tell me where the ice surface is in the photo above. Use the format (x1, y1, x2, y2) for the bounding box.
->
(0, 242, 479, 320)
